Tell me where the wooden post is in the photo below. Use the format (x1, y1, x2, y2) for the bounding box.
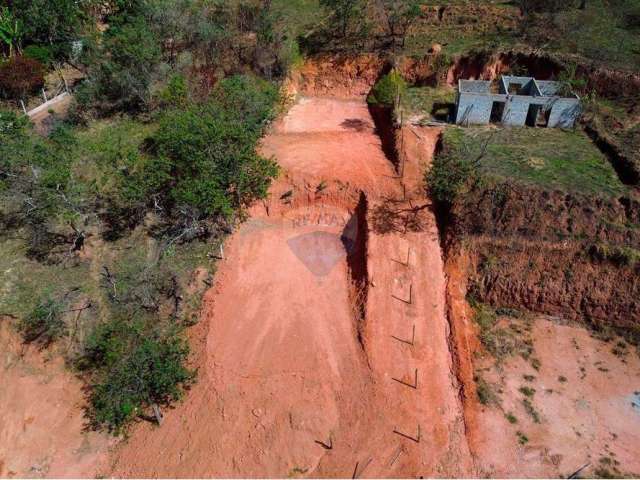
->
(42, 89, 48, 102)
(393, 424, 421, 443)
(152, 403, 163, 425)
(391, 324, 415, 346)
(392, 368, 418, 389)
(20, 100, 27, 115)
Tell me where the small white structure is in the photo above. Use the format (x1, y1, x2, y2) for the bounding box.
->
(455, 76, 581, 128)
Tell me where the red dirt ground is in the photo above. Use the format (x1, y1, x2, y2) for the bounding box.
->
(470, 317, 640, 478)
(108, 97, 472, 477)
(0, 323, 112, 478)
(4, 89, 640, 479)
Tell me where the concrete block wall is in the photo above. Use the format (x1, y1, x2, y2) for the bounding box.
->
(455, 77, 580, 128)
(536, 80, 561, 96)
(502, 96, 531, 126)
(459, 79, 492, 93)
(547, 98, 581, 128)
(455, 92, 495, 125)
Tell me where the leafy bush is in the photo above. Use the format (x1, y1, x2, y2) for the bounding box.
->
(0, 55, 45, 99)
(158, 74, 188, 108)
(367, 70, 407, 106)
(139, 75, 279, 218)
(0, 107, 78, 261)
(18, 296, 65, 346)
(426, 141, 478, 206)
(80, 16, 162, 113)
(0, 109, 29, 137)
(77, 253, 195, 432)
(9, 0, 87, 59)
(23, 45, 53, 66)
(84, 318, 193, 432)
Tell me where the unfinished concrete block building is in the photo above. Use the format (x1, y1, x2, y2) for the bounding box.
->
(455, 76, 581, 128)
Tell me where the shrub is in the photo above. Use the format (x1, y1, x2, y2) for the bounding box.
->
(158, 74, 188, 108)
(367, 70, 407, 107)
(10, 0, 86, 59)
(0, 109, 29, 137)
(589, 243, 640, 267)
(141, 75, 279, 219)
(23, 45, 53, 66)
(0, 55, 45, 99)
(84, 319, 193, 432)
(475, 374, 499, 406)
(519, 386, 536, 397)
(18, 296, 65, 346)
(81, 16, 162, 112)
(426, 133, 479, 206)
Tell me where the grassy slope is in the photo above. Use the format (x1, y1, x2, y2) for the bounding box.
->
(543, 0, 640, 72)
(0, 117, 213, 343)
(442, 125, 627, 197)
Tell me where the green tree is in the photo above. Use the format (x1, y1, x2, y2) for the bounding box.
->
(0, 7, 23, 57)
(80, 15, 162, 112)
(367, 69, 407, 107)
(376, 0, 425, 50)
(320, 0, 366, 38)
(145, 77, 279, 218)
(84, 317, 193, 431)
(8, 0, 91, 59)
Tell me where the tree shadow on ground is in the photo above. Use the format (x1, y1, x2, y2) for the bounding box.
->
(370, 198, 430, 235)
(340, 118, 371, 132)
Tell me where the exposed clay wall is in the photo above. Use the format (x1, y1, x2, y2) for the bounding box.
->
(443, 182, 640, 334)
(285, 53, 387, 98)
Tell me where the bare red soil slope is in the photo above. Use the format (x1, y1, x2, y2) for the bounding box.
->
(110, 97, 472, 477)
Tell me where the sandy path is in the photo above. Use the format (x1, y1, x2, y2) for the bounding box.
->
(110, 97, 471, 477)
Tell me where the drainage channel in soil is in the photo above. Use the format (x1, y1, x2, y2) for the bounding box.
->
(109, 96, 472, 478)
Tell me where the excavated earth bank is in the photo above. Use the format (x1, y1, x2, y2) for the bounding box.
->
(3, 52, 639, 479)
(110, 95, 473, 477)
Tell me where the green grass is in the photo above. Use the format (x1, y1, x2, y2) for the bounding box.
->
(272, 0, 325, 39)
(543, 0, 640, 71)
(442, 126, 627, 197)
(403, 1, 521, 58)
(0, 237, 92, 320)
(404, 85, 456, 120)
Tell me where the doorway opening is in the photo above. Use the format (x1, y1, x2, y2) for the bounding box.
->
(490, 101, 505, 124)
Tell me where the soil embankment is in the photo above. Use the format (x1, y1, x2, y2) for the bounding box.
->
(438, 155, 640, 477)
(443, 183, 640, 331)
(109, 95, 473, 477)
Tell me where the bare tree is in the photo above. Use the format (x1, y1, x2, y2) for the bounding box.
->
(376, 0, 424, 51)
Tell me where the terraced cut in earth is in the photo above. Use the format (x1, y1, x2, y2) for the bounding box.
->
(3, 90, 640, 479)
(107, 96, 472, 477)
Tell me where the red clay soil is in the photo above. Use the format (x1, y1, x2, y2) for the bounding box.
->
(471, 317, 640, 478)
(109, 97, 473, 477)
(0, 322, 113, 478)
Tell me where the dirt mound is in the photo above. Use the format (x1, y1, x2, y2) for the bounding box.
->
(0, 322, 112, 478)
